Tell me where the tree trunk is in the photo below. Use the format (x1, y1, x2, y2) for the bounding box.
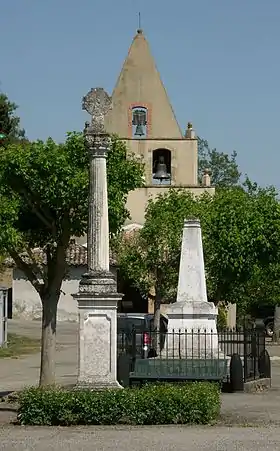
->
(39, 293, 59, 386)
(273, 305, 280, 343)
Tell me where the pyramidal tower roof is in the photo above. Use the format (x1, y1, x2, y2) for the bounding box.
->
(105, 29, 183, 139)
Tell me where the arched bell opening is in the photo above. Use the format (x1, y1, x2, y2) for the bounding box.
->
(152, 148, 171, 185)
(132, 106, 147, 139)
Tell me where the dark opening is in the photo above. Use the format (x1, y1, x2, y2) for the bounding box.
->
(152, 148, 171, 185)
(117, 272, 148, 313)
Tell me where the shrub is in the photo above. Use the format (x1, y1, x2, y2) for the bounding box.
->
(17, 382, 220, 426)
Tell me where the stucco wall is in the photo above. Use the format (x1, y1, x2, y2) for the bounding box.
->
(122, 138, 215, 225)
(126, 186, 215, 225)
(13, 266, 117, 321)
(126, 138, 198, 186)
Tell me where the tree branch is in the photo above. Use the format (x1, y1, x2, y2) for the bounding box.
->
(25, 246, 46, 284)
(20, 187, 56, 235)
(9, 249, 43, 295)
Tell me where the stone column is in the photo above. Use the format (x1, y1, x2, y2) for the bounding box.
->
(73, 88, 123, 389)
(87, 137, 110, 273)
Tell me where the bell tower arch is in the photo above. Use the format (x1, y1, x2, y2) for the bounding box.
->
(132, 106, 148, 139)
(152, 148, 171, 185)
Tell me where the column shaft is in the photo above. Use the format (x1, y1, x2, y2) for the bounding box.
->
(87, 151, 109, 273)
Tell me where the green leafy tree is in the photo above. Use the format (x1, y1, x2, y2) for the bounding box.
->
(204, 183, 280, 308)
(117, 184, 280, 327)
(208, 183, 280, 338)
(198, 137, 241, 187)
(0, 92, 26, 144)
(116, 190, 207, 336)
(0, 132, 144, 385)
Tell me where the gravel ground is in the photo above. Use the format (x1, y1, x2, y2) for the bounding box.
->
(0, 425, 279, 451)
(0, 320, 279, 449)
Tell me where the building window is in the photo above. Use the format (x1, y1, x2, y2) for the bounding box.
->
(132, 107, 147, 139)
(152, 148, 171, 185)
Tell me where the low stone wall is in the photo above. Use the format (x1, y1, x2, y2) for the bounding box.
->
(244, 378, 271, 393)
(12, 265, 117, 322)
(12, 302, 78, 322)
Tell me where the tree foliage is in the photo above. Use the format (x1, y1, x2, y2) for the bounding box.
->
(204, 181, 280, 309)
(117, 192, 188, 300)
(0, 132, 144, 384)
(198, 137, 241, 187)
(117, 184, 280, 318)
(116, 190, 207, 330)
(0, 92, 26, 144)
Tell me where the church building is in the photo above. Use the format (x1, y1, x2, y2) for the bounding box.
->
(105, 28, 214, 226)
(9, 28, 216, 320)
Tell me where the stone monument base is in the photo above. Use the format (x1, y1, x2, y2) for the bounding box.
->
(163, 300, 221, 359)
(73, 272, 123, 390)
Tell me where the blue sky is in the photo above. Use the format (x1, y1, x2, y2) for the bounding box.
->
(1, 0, 279, 188)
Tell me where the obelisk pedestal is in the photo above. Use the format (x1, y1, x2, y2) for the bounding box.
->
(73, 88, 123, 389)
(163, 219, 219, 358)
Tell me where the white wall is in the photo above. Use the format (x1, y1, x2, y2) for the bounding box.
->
(13, 266, 117, 321)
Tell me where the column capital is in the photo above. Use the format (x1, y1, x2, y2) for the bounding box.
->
(84, 123, 111, 158)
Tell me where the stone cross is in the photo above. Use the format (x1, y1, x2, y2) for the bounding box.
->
(73, 88, 123, 390)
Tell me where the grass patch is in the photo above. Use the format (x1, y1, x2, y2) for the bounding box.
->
(0, 333, 40, 358)
(17, 382, 221, 426)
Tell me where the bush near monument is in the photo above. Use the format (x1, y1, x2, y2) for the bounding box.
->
(17, 382, 220, 426)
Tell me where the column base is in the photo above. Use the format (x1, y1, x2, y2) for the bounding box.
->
(73, 270, 123, 393)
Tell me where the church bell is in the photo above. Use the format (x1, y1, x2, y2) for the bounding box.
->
(135, 124, 145, 136)
(132, 109, 147, 136)
(154, 156, 170, 181)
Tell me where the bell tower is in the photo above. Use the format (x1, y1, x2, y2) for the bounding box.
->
(105, 29, 214, 225)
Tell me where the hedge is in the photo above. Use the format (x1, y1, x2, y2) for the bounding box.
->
(17, 382, 220, 426)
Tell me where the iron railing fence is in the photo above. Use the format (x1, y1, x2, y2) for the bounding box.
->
(117, 327, 266, 382)
(219, 327, 265, 381)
